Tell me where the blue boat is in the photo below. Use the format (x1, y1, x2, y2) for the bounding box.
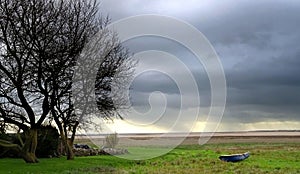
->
(219, 152, 250, 162)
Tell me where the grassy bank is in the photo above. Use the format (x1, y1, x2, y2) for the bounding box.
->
(0, 143, 300, 174)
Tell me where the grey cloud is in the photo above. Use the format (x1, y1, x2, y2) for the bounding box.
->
(99, 0, 300, 130)
(222, 104, 300, 124)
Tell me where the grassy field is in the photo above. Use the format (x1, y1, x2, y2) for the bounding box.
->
(0, 142, 300, 174)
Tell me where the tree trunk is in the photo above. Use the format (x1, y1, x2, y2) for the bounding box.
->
(21, 129, 39, 163)
(66, 121, 79, 160)
(59, 131, 75, 160)
(66, 139, 74, 160)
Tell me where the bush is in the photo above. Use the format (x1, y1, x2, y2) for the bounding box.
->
(0, 133, 22, 158)
(0, 125, 59, 158)
(104, 133, 119, 148)
(36, 125, 60, 158)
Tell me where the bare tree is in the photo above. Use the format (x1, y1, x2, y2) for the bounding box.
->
(51, 28, 135, 160)
(0, 0, 102, 163)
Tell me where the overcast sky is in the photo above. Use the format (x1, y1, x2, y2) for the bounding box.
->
(97, 0, 300, 133)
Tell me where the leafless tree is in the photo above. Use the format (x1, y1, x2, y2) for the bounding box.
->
(1, 0, 135, 162)
(0, 0, 105, 163)
(53, 28, 135, 160)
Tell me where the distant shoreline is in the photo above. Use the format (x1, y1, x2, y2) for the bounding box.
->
(76, 130, 300, 139)
(74, 130, 300, 146)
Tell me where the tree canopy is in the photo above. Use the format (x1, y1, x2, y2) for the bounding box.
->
(0, 0, 134, 163)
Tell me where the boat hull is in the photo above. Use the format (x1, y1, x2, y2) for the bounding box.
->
(219, 152, 250, 162)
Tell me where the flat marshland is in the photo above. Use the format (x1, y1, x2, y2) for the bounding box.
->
(1, 131, 300, 174)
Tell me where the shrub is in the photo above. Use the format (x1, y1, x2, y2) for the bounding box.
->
(0, 133, 22, 158)
(0, 125, 59, 158)
(104, 133, 119, 148)
(36, 125, 60, 158)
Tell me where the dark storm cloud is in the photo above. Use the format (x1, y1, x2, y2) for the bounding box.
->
(224, 104, 300, 124)
(129, 71, 212, 109)
(123, 36, 213, 109)
(185, 1, 300, 125)
(100, 0, 300, 129)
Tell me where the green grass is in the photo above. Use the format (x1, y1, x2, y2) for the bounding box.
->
(1, 143, 300, 174)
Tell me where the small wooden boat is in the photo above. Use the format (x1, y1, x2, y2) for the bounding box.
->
(219, 152, 250, 162)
